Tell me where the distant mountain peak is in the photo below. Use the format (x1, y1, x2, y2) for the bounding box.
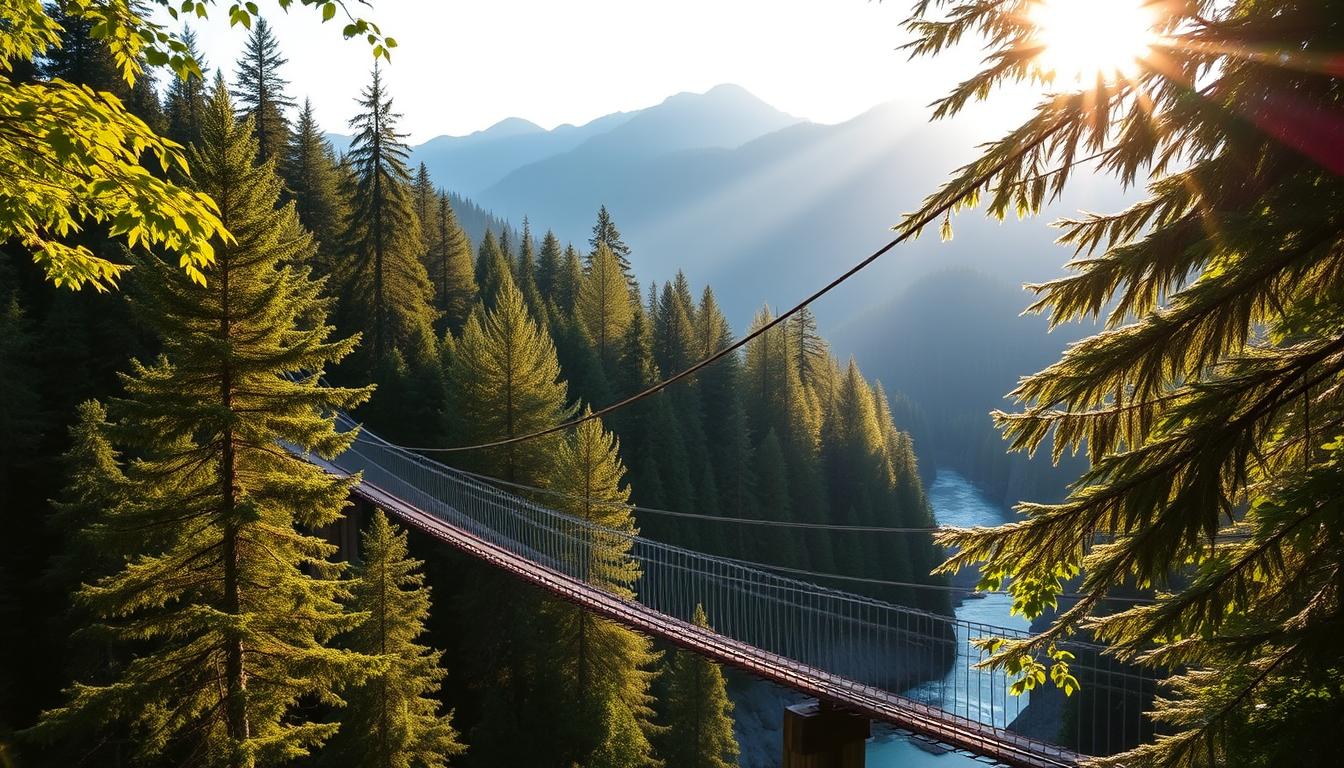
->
(477, 117, 545, 139)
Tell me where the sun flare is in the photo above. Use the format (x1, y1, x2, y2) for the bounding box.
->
(1028, 0, 1158, 84)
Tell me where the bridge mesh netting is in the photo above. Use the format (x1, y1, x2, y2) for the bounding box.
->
(303, 414, 1155, 767)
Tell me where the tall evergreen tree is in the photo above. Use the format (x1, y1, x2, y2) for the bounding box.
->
(326, 510, 465, 768)
(579, 243, 634, 364)
(555, 244, 585, 320)
(546, 413, 661, 767)
(427, 191, 477, 334)
(232, 18, 295, 164)
(445, 269, 572, 484)
(515, 217, 546, 322)
(412, 163, 438, 255)
(589, 205, 635, 287)
(339, 65, 436, 367)
(164, 27, 210, 146)
(31, 83, 371, 767)
(536, 230, 563, 304)
(283, 98, 346, 265)
(905, 4, 1344, 763)
(473, 230, 510, 313)
(660, 605, 739, 768)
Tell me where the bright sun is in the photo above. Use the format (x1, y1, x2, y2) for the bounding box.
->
(1028, 0, 1158, 84)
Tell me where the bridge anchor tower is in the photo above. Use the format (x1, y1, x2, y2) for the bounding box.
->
(783, 700, 870, 768)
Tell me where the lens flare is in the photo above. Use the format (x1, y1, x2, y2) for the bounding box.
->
(1028, 0, 1157, 84)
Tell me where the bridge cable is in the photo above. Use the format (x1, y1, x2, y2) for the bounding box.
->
(385, 115, 1076, 453)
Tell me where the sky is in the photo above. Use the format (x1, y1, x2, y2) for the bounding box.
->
(181, 0, 996, 144)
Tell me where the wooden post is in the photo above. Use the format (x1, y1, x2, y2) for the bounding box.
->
(783, 700, 870, 768)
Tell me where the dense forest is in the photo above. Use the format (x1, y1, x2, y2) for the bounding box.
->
(0, 18, 950, 767)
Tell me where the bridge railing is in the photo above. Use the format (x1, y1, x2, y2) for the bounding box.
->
(322, 414, 1153, 758)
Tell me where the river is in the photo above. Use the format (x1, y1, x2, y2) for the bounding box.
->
(865, 469, 1032, 766)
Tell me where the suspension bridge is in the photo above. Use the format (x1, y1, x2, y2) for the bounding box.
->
(293, 415, 1153, 768)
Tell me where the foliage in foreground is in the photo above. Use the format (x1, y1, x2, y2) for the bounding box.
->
(904, 1, 1344, 765)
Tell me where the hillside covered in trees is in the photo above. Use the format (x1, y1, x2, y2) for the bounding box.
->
(0, 18, 950, 768)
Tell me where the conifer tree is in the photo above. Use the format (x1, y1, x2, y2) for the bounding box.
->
(556, 244, 585, 320)
(695, 288, 756, 523)
(515, 217, 546, 322)
(326, 510, 464, 768)
(32, 83, 371, 767)
(661, 605, 739, 768)
(904, 4, 1344, 762)
(589, 204, 635, 287)
(45, 401, 127, 596)
(412, 163, 437, 255)
(427, 191, 476, 334)
(536, 229, 563, 303)
(473, 230, 510, 312)
(579, 243, 635, 363)
(232, 18, 295, 163)
(164, 27, 210, 146)
(546, 413, 661, 767)
(789, 306, 830, 403)
(283, 99, 346, 264)
(339, 65, 436, 367)
(0, 296, 44, 514)
(446, 269, 572, 484)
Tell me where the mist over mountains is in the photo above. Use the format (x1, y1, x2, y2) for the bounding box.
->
(336, 84, 1124, 332)
(328, 83, 1128, 499)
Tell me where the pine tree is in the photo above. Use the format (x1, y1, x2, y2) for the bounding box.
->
(515, 217, 547, 323)
(339, 65, 436, 367)
(31, 83, 371, 767)
(412, 162, 438, 256)
(546, 413, 661, 766)
(283, 98, 346, 265)
(445, 269, 573, 484)
(579, 243, 634, 364)
(427, 191, 476, 334)
(589, 204, 635, 287)
(473, 229, 510, 313)
(661, 605, 739, 768)
(905, 4, 1344, 763)
(164, 27, 210, 146)
(45, 401, 128, 596)
(536, 229, 563, 304)
(326, 510, 465, 768)
(232, 17, 295, 164)
(556, 244, 585, 320)
(789, 306, 830, 403)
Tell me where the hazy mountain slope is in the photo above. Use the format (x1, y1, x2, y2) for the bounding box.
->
(410, 112, 634, 195)
(831, 269, 1094, 504)
(477, 99, 1126, 329)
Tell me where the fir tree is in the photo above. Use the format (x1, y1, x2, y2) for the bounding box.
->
(515, 217, 546, 323)
(339, 65, 436, 367)
(546, 413, 661, 767)
(412, 163, 438, 257)
(164, 27, 210, 146)
(589, 204, 635, 287)
(905, 4, 1344, 762)
(31, 83, 371, 766)
(427, 191, 476, 334)
(579, 243, 635, 364)
(473, 230, 510, 313)
(326, 510, 465, 768)
(660, 605, 739, 768)
(446, 269, 572, 484)
(536, 230, 563, 304)
(283, 98, 346, 265)
(555, 244, 585, 320)
(232, 18, 295, 164)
